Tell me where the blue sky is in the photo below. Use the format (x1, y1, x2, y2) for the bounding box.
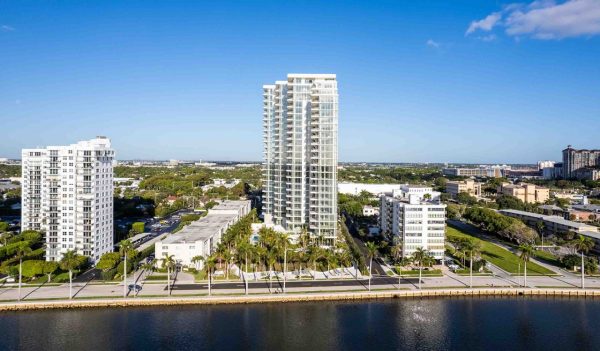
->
(1, 0, 599, 163)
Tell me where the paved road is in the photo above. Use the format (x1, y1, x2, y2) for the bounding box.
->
(344, 214, 386, 275)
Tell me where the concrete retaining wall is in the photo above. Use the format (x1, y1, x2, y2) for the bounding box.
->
(1, 288, 599, 311)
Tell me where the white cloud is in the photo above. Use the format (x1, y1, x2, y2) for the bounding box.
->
(466, 0, 600, 40)
(466, 12, 502, 34)
(1, 25, 15, 32)
(426, 39, 440, 48)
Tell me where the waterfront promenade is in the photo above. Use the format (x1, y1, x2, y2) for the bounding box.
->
(2, 268, 600, 310)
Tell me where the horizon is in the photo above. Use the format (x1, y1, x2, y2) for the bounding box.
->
(2, 1, 599, 163)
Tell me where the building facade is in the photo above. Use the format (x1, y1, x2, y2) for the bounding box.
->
(442, 165, 509, 178)
(21, 137, 114, 263)
(262, 74, 338, 245)
(155, 200, 251, 269)
(380, 195, 446, 260)
(562, 146, 600, 179)
(497, 183, 549, 204)
(446, 179, 482, 198)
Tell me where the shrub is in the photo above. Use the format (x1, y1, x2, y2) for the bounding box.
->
(131, 222, 146, 233)
(96, 252, 122, 271)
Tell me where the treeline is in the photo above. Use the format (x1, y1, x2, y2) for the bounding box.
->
(338, 191, 378, 217)
(338, 166, 442, 184)
(463, 207, 538, 244)
(0, 165, 20, 178)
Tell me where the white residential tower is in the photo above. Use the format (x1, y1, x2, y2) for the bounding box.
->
(21, 137, 115, 263)
(262, 74, 338, 245)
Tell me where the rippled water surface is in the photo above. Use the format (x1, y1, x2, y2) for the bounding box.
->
(1, 297, 599, 350)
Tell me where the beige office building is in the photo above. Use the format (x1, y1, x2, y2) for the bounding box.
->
(497, 183, 549, 204)
(446, 180, 482, 198)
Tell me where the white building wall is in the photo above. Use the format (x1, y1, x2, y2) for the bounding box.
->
(380, 195, 446, 260)
(22, 137, 114, 263)
(263, 74, 338, 246)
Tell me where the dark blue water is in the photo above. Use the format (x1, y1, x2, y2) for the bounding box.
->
(1, 297, 599, 350)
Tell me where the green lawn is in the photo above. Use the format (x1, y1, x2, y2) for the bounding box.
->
(446, 227, 555, 275)
(394, 269, 443, 277)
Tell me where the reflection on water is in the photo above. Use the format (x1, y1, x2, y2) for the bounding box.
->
(2, 297, 600, 350)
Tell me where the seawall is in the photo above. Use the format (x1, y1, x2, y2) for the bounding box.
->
(1, 288, 600, 311)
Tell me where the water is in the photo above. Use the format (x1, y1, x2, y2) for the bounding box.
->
(1, 297, 599, 350)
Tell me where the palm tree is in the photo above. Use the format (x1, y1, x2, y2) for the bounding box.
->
(365, 241, 378, 292)
(536, 221, 545, 247)
(465, 240, 482, 288)
(60, 250, 81, 300)
(572, 235, 595, 289)
(141, 259, 156, 279)
(119, 239, 134, 298)
(398, 257, 412, 288)
(205, 255, 217, 296)
(162, 253, 175, 296)
(518, 244, 534, 287)
(191, 255, 204, 271)
(391, 244, 403, 265)
(411, 247, 432, 290)
(266, 250, 277, 293)
(15, 245, 32, 301)
(307, 245, 322, 280)
(236, 241, 251, 274)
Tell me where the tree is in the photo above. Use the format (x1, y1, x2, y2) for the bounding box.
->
(0, 221, 9, 233)
(119, 240, 134, 298)
(391, 244, 403, 264)
(456, 192, 477, 206)
(60, 250, 81, 299)
(571, 235, 595, 289)
(518, 244, 534, 287)
(162, 253, 175, 296)
(205, 255, 217, 296)
(465, 240, 482, 288)
(191, 255, 204, 271)
(365, 241, 378, 291)
(131, 222, 145, 234)
(411, 248, 433, 290)
(15, 245, 32, 301)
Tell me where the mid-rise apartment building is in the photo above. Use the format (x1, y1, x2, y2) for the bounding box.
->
(21, 137, 114, 263)
(497, 183, 549, 204)
(563, 146, 600, 179)
(262, 74, 338, 246)
(446, 179, 482, 198)
(380, 194, 446, 260)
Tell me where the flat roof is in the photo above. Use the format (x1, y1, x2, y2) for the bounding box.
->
(500, 209, 597, 229)
(160, 200, 249, 245)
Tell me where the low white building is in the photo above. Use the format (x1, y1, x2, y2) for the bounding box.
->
(380, 194, 446, 260)
(391, 185, 441, 202)
(155, 200, 251, 268)
(363, 205, 379, 217)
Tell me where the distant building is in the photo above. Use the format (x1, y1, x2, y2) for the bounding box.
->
(155, 200, 251, 268)
(337, 182, 405, 196)
(446, 179, 482, 198)
(362, 205, 379, 217)
(380, 194, 446, 260)
(497, 183, 549, 204)
(543, 163, 563, 180)
(391, 185, 441, 202)
(21, 137, 114, 263)
(537, 160, 556, 170)
(562, 146, 600, 180)
(442, 165, 509, 178)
